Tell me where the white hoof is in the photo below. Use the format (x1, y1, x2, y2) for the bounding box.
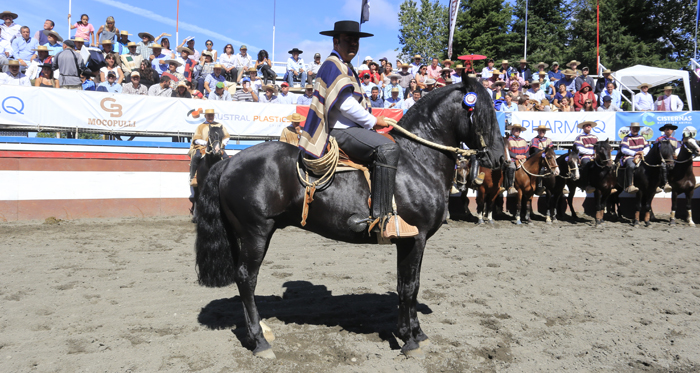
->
(260, 321, 275, 342)
(418, 338, 431, 348)
(254, 348, 276, 359)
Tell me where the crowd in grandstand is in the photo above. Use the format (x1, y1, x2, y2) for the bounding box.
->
(0, 11, 686, 111)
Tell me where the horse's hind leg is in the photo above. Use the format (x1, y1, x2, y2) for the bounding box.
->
(567, 183, 578, 220)
(396, 237, 429, 359)
(670, 191, 678, 225)
(686, 190, 696, 226)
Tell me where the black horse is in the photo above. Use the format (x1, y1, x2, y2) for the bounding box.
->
(565, 140, 616, 227)
(615, 140, 676, 226)
(542, 147, 580, 223)
(669, 135, 700, 226)
(194, 78, 505, 359)
(189, 125, 228, 216)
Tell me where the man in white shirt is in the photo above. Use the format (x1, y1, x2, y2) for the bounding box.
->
(307, 53, 322, 85)
(277, 82, 296, 104)
(286, 47, 306, 87)
(634, 83, 654, 111)
(526, 80, 546, 102)
(232, 45, 254, 83)
(258, 84, 279, 103)
(0, 59, 29, 85)
(360, 73, 376, 97)
(208, 81, 232, 101)
(480, 59, 495, 80)
(0, 11, 21, 43)
(403, 89, 421, 110)
(655, 86, 684, 111)
(148, 75, 173, 96)
(409, 54, 422, 76)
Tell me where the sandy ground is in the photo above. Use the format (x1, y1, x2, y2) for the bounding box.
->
(1, 213, 700, 373)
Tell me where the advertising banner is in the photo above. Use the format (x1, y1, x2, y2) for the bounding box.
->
(615, 111, 699, 141)
(508, 112, 617, 142)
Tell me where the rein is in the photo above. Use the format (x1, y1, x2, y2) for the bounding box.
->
(387, 118, 479, 158)
(518, 158, 552, 178)
(557, 162, 579, 179)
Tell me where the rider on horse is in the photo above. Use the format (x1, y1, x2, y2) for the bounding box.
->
(654, 123, 680, 193)
(574, 120, 598, 193)
(504, 123, 529, 195)
(620, 122, 649, 194)
(297, 21, 417, 239)
(189, 109, 230, 186)
(530, 124, 553, 195)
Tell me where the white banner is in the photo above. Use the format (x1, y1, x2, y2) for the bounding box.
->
(510, 112, 617, 142)
(0, 86, 297, 136)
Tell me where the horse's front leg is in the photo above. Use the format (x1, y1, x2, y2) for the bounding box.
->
(670, 190, 678, 225)
(525, 194, 533, 223)
(686, 189, 696, 226)
(567, 181, 578, 220)
(396, 236, 429, 359)
(476, 188, 485, 224)
(515, 191, 523, 225)
(633, 193, 642, 227)
(643, 193, 653, 227)
(594, 190, 604, 227)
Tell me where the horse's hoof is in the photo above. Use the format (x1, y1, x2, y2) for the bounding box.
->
(477, 219, 484, 225)
(418, 338, 431, 348)
(489, 220, 495, 225)
(260, 321, 275, 343)
(689, 221, 696, 227)
(669, 219, 676, 226)
(633, 221, 640, 227)
(403, 347, 425, 360)
(253, 348, 276, 359)
(515, 220, 522, 225)
(645, 221, 651, 228)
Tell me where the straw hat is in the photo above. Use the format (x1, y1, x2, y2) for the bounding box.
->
(638, 83, 651, 89)
(577, 121, 597, 129)
(304, 84, 313, 89)
(537, 62, 549, 68)
(204, 109, 215, 115)
(452, 64, 465, 71)
(629, 122, 641, 128)
(400, 62, 410, 69)
(151, 43, 162, 49)
(248, 67, 258, 73)
(31, 45, 49, 52)
(442, 59, 453, 66)
(264, 84, 278, 94)
(47, 30, 62, 41)
(533, 124, 551, 132)
(388, 73, 401, 79)
(100, 39, 113, 45)
(501, 60, 509, 64)
(127, 42, 137, 47)
(440, 67, 452, 73)
(286, 113, 306, 123)
(414, 54, 422, 59)
(509, 123, 526, 131)
(177, 80, 188, 88)
(538, 71, 547, 76)
(391, 87, 400, 93)
(138, 32, 155, 41)
(567, 60, 579, 67)
(120, 30, 131, 36)
(664, 86, 673, 90)
(0, 11, 18, 20)
(425, 78, 436, 85)
(179, 47, 193, 54)
(166, 59, 182, 67)
(602, 69, 612, 74)
(564, 69, 575, 76)
(213, 64, 224, 69)
(7, 60, 20, 66)
(492, 81, 506, 88)
(519, 59, 528, 64)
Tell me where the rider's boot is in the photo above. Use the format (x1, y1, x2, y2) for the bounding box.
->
(624, 163, 638, 193)
(189, 153, 201, 186)
(371, 144, 418, 239)
(469, 155, 484, 187)
(535, 176, 545, 195)
(506, 165, 518, 195)
(660, 162, 672, 193)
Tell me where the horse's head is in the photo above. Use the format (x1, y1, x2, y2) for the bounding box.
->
(457, 78, 506, 170)
(454, 156, 469, 192)
(567, 146, 580, 180)
(594, 139, 612, 167)
(207, 125, 226, 160)
(656, 139, 675, 170)
(544, 146, 560, 176)
(683, 133, 700, 157)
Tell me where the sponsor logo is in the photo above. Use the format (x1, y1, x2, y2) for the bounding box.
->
(1, 96, 24, 115)
(641, 112, 655, 126)
(100, 98, 123, 118)
(87, 98, 135, 128)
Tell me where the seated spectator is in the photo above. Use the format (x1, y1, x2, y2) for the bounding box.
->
(531, 99, 548, 112)
(255, 49, 275, 85)
(162, 59, 185, 83)
(423, 78, 436, 95)
(120, 42, 142, 81)
(410, 55, 422, 76)
(597, 95, 623, 112)
(509, 80, 522, 96)
(553, 84, 574, 110)
(204, 63, 225, 94)
(100, 40, 117, 61)
(138, 59, 159, 87)
(436, 68, 453, 88)
(100, 53, 123, 84)
(149, 43, 167, 76)
(258, 84, 278, 103)
(535, 62, 548, 77)
(492, 81, 506, 101)
(73, 37, 85, 53)
(186, 80, 203, 99)
(296, 84, 314, 105)
(34, 63, 58, 87)
(277, 82, 296, 104)
(634, 83, 654, 111)
(219, 43, 236, 82)
(380, 62, 394, 87)
(121, 71, 147, 95)
(148, 75, 172, 96)
(378, 57, 388, 75)
(115, 30, 131, 55)
(360, 73, 377, 97)
(541, 98, 556, 112)
(25, 45, 50, 80)
(574, 82, 597, 111)
(195, 51, 215, 92)
(575, 66, 594, 92)
(0, 11, 21, 44)
(307, 52, 322, 85)
(159, 38, 174, 59)
(97, 16, 119, 46)
(358, 55, 372, 75)
(43, 31, 63, 56)
(96, 71, 122, 92)
(559, 96, 573, 112)
(0, 60, 30, 85)
(481, 79, 493, 96)
(11, 26, 38, 70)
(136, 32, 167, 60)
(481, 59, 495, 80)
(450, 64, 464, 84)
(566, 60, 580, 76)
(548, 61, 563, 84)
(384, 87, 403, 109)
(516, 59, 532, 88)
(171, 80, 191, 98)
(655, 85, 683, 111)
(526, 80, 546, 102)
(52, 40, 82, 89)
(594, 69, 616, 94)
(81, 71, 96, 91)
(384, 73, 401, 99)
(403, 89, 421, 110)
(557, 69, 577, 93)
(499, 93, 518, 112)
(534, 71, 552, 97)
(517, 95, 532, 111)
(200, 39, 217, 64)
(404, 78, 419, 99)
(176, 47, 196, 82)
(581, 98, 595, 111)
(232, 45, 253, 83)
(415, 65, 428, 89)
(397, 62, 412, 88)
(279, 113, 306, 146)
(34, 19, 56, 46)
(426, 57, 441, 79)
(69, 14, 96, 47)
(176, 37, 199, 61)
(233, 77, 258, 102)
(248, 67, 262, 92)
(367, 61, 381, 85)
(598, 82, 621, 108)
(286, 47, 306, 87)
(208, 81, 232, 101)
(369, 86, 383, 108)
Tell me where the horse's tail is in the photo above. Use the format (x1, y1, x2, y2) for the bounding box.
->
(195, 159, 237, 287)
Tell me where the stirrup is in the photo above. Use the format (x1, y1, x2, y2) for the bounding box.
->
(585, 186, 595, 193)
(625, 185, 639, 194)
(662, 183, 672, 193)
(190, 177, 198, 187)
(382, 215, 418, 239)
(655, 187, 663, 194)
(563, 187, 569, 195)
(507, 187, 518, 196)
(498, 187, 506, 194)
(450, 186, 460, 194)
(473, 172, 485, 186)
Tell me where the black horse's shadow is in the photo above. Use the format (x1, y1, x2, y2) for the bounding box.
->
(197, 280, 432, 351)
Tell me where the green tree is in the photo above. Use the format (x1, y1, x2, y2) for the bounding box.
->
(511, 0, 570, 67)
(397, 0, 448, 62)
(451, 0, 519, 63)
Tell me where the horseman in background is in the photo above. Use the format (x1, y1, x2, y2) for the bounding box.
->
(574, 121, 598, 193)
(504, 123, 529, 195)
(620, 122, 649, 194)
(654, 123, 681, 193)
(530, 124, 554, 195)
(189, 109, 230, 186)
(298, 20, 417, 239)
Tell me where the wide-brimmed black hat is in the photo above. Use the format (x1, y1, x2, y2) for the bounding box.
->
(320, 21, 374, 38)
(288, 48, 303, 54)
(659, 123, 678, 131)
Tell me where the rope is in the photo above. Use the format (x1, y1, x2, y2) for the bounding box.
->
(296, 137, 340, 189)
(518, 159, 552, 178)
(557, 164, 579, 179)
(386, 118, 478, 157)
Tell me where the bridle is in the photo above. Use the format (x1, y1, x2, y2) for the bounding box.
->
(594, 145, 612, 168)
(557, 154, 580, 179)
(518, 150, 558, 178)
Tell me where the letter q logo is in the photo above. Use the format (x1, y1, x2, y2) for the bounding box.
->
(100, 97, 123, 118)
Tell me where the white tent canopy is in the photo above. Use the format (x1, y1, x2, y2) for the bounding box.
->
(612, 65, 692, 111)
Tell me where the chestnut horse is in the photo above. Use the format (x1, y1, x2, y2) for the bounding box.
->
(512, 147, 559, 224)
(455, 158, 504, 225)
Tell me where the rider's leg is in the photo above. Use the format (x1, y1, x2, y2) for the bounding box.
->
(506, 161, 517, 195)
(469, 154, 483, 186)
(624, 158, 638, 193)
(189, 151, 203, 185)
(660, 162, 672, 193)
(580, 158, 595, 193)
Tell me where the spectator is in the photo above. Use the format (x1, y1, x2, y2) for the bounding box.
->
(248, 67, 262, 92)
(535, 62, 548, 77)
(99, 53, 123, 83)
(655, 86, 683, 111)
(360, 73, 376, 97)
(208, 81, 231, 101)
(436, 68, 453, 87)
(195, 51, 215, 92)
(378, 57, 388, 75)
(219, 44, 236, 82)
(531, 99, 548, 112)
(423, 78, 436, 95)
(0, 11, 21, 43)
(634, 83, 654, 111)
(384, 87, 403, 109)
(574, 82, 597, 111)
(162, 59, 185, 83)
(200, 39, 217, 64)
(255, 49, 275, 85)
(0, 29, 12, 69)
(159, 38, 174, 59)
(397, 62, 412, 88)
(296, 84, 314, 105)
(96, 71, 122, 92)
(121, 70, 147, 95)
(403, 89, 421, 110)
(481, 79, 493, 96)
(52, 40, 82, 89)
(517, 95, 532, 111)
(136, 32, 166, 60)
(69, 14, 96, 47)
(380, 62, 394, 87)
(404, 78, 419, 99)
(177, 37, 199, 61)
(279, 113, 306, 146)
(509, 80, 523, 100)
(597, 95, 623, 112)
(286, 47, 306, 87)
(492, 81, 506, 101)
(542, 98, 557, 112)
(426, 57, 441, 79)
(34, 19, 55, 46)
(80, 71, 95, 90)
(43, 31, 63, 56)
(516, 59, 532, 87)
(575, 66, 594, 92)
(277, 82, 295, 104)
(553, 83, 574, 109)
(367, 61, 381, 85)
(547, 61, 563, 83)
(415, 65, 428, 89)
(96, 16, 119, 46)
(599, 82, 621, 108)
(410, 54, 422, 76)
(171, 80, 191, 98)
(233, 45, 254, 83)
(25, 45, 50, 80)
(499, 93, 518, 112)
(383, 73, 401, 99)
(259, 84, 278, 103)
(148, 75, 172, 96)
(115, 30, 131, 55)
(535, 71, 552, 97)
(0, 60, 29, 85)
(204, 63, 225, 94)
(186, 80, 203, 99)
(369, 86, 383, 108)
(559, 96, 573, 112)
(73, 37, 86, 53)
(149, 43, 167, 76)
(526, 80, 546, 102)
(581, 98, 595, 111)
(557, 69, 577, 93)
(120, 42, 142, 81)
(358, 55, 372, 75)
(232, 77, 258, 102)
(499, 60, 514, 80)
(450, 64, 464, 84)
(594, 69, 617, 94)
(11, 26, 37, 70)
(138, 59, 160, 88)
(481, 59, 495, 80)
(566, 60, 580, 76)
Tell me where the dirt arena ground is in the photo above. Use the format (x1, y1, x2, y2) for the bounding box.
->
(1, 213, 700, 372)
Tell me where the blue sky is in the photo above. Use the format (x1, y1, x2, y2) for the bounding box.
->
(14, 0, 450, 65)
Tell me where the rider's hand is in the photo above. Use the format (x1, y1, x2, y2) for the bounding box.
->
(374, 116, 388, 128)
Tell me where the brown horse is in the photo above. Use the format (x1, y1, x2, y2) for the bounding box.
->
(512, 147, 559, 224)
(669, 135, 700, 226)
